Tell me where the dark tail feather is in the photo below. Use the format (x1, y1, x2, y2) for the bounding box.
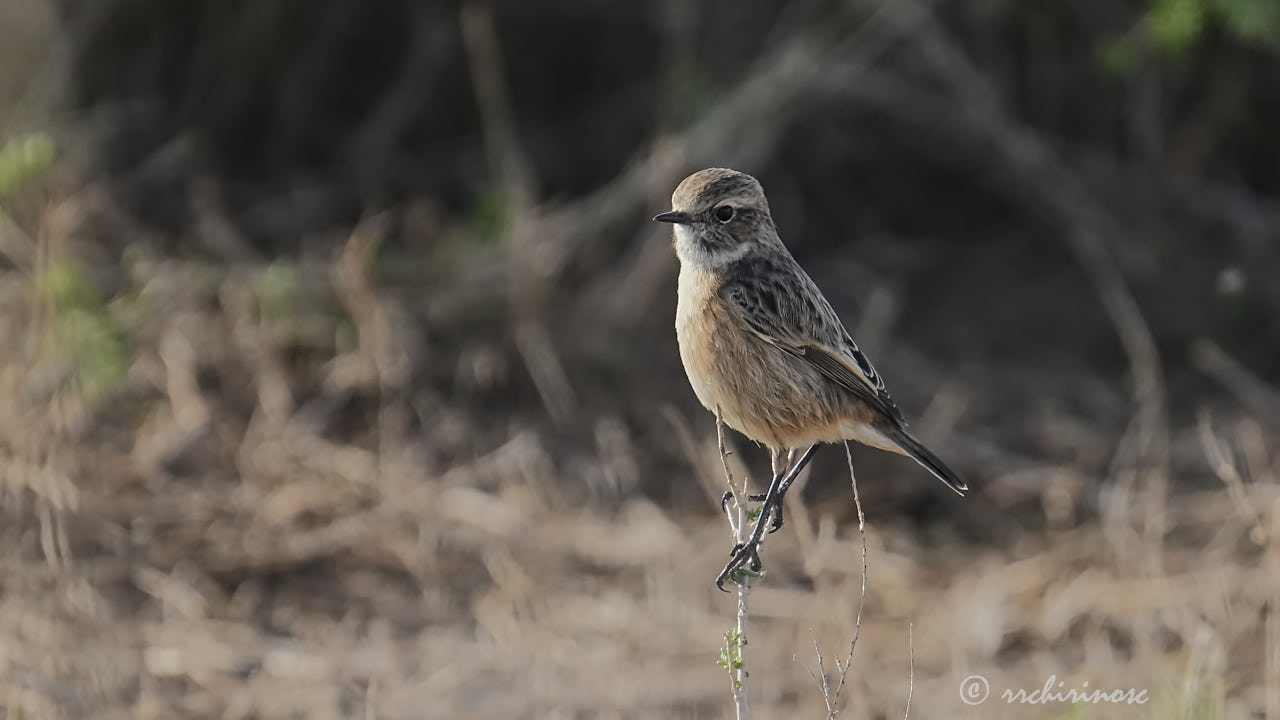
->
(884, 427, 967, 497)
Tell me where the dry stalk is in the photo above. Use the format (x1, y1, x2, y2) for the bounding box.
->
(1198, 408, 1280, 719)
(1192, 339, 1280, 425)
(809, 440, 869, 718)
(716, 408, 750, 720)
(904, 622, 914, 720)
(1269, 532, 1280, 720)
(1197, 409, 1267, 543)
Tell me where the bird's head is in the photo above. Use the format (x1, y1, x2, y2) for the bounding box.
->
(654, 168, 780, 268)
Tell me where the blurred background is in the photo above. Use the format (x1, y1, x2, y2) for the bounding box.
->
(2, 0, 1279, 717)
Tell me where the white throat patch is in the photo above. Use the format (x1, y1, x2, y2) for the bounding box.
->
(673, 224, 752, 268)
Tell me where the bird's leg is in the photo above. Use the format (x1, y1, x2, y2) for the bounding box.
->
(773, 446, 811, 498)
(717, 444, 819, 590)
(749, 448, 790, 533)
(733, 453, 782, 571)
(747, 448, 787, 506)
(719, 466, 783, 589)
(768, 449, 789, 532)
(750, 447, 812, 533)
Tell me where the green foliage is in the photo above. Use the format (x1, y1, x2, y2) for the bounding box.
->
(1149, 0, 1280, 53)
(53, 309, 129, 394)
(468, 186, 511, 242)
(1102, 0, 1280, 76)
(1099, 37, 1143, 76)
(254, 261, 300, 326)
(1150, 0, 1205, 52)
(716, 628, 745, 687)
(41, 260, 98, 311)
(1209, 0, 1280, 44)
(720, 565, 761, 587)
(1163, 676, 1225, 720)
(0, 133, 55, 198)
(39, 260, 130, 396)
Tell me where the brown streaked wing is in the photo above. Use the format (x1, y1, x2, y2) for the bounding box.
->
(718, 274, 907, 426)
(794, 341, 906, 425)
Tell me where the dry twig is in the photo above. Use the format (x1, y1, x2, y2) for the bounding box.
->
(717, 408, 750, 720)
(1192, 339, 1280, 426)
(904, 623, 914, 720)
(809, 440, 869, 718)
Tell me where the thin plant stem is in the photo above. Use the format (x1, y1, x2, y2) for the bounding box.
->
(717, 408, 749, 720)
(810, 441, 870, 717)
(904, 623, 915, 719)
(833, 440, 869, 697)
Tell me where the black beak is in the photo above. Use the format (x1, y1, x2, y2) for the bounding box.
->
(652, 211, 691, 224)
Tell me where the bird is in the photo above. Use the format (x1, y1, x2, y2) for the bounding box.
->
(653, 168, 966, 588)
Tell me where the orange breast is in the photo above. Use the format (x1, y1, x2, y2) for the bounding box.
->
(674, 265, 856, 449)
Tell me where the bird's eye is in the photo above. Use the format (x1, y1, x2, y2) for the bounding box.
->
(714, 205, 735, 223)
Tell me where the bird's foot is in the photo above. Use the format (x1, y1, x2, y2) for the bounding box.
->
(747, 493, 785, 533)
(715, 540, 764, 591)
(714, 445, 819, 591)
